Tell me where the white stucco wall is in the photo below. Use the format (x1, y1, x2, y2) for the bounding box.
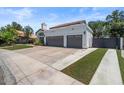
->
(44, 23, 93, 48)
(85, 26, 93, 48)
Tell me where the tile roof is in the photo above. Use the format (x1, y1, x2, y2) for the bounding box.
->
(50, 20, 86, 29)
(16, 30, 25, 37)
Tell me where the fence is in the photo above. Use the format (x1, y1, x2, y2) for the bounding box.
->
(92, 37, 121, 49)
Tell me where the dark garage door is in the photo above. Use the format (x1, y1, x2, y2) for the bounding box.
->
(67, 35, 82, 48)
(46, 36, 64, 47)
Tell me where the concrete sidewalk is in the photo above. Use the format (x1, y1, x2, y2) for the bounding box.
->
(52, 48, 97, 70)
(0, 49, 83, 85)
(90, 49, 123, 85)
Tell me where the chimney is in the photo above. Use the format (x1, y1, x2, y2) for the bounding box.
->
(41, 23, 47, 31)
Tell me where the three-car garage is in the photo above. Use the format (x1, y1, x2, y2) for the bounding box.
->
(43, 20, 93, 49)
(46, 35, 83, 48)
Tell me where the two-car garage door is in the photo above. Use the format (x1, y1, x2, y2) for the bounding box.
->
(46, 35, 82, 48)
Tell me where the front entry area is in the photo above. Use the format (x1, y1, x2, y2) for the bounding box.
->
(46, 36, 64, 47)
(67, 35, 82, 48)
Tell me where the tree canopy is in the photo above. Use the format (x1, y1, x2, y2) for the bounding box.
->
(0, 22, 34, 45)
(88, 21, 106, 37)
(0, 24, 17, 45)
(11, 22, 23, 31)
(88, 10, 124, 38)
(23, 25, 34, 38)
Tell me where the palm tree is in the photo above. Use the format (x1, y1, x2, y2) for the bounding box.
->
(106, 10, 124, 23)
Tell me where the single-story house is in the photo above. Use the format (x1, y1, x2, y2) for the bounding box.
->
(42, 20, 93, 48)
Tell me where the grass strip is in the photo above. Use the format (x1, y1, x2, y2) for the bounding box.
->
(116, 50, 124, 84)
(62, 48, 107, 84)
(1, 44, 33, 50)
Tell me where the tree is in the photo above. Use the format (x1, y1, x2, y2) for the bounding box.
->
(0, 22, 35, 45)
(106, 10, 124, 37)
(88, 21, 106, 37)
(11, 21, 23, 31)
(106, 10, 124, 23)
(0, 25, 17, 45)
(109, 22, 124, 37)
(0, 27, 6, 32)
(23, 26, 34, 42)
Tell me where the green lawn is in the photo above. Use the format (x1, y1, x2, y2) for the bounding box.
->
(0, 44, 33, 50)
(62, 48, 107, 84)
(116, 50, 124, 84)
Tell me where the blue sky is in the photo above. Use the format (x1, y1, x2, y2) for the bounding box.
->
(0, 7, 124, 32)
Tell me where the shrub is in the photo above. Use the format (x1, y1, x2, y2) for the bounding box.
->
(0, 25, 17, 46)
(34, 39, 44, 45)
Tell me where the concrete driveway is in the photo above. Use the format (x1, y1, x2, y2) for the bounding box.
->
(15, 46, 82, 66)
(0, 46, 85, 85)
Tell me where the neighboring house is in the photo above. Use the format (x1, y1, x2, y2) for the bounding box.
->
(35, 28, 44, 41)
(43, 20, 93, 48)
(30, 34, 37, 39)
(16, 30, 27, 43)
(16, 30, 37, 43)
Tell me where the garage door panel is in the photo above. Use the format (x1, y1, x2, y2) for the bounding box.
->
(67, 35, 82, 48)
(46, 36, 64, 47)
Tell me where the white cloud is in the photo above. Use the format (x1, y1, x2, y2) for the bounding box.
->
(0, 8, 33, 22)
(78, 8, 107, 22)
(79, 7, 89, 13)
(89, 7, 116, 12)
(13, 8, 33, 21)
(40, 13, 58, 24)
(91, 7, 99, 11)
(48, 13, 58, 21)
(83, 12, 106, 22)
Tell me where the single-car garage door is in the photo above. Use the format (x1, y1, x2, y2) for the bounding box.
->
(67, 35, 82, 48)
(46, 36, 64, 47)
